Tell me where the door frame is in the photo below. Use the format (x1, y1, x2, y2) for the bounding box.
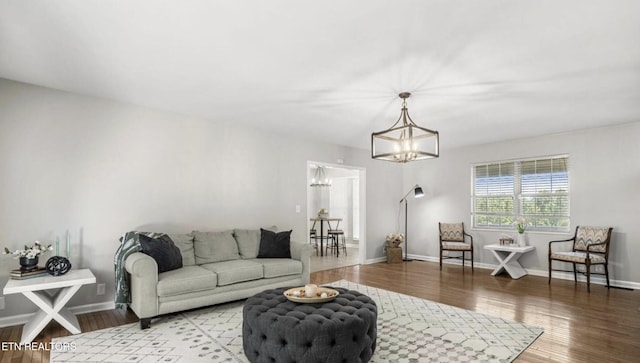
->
(307, 160, 366, 265)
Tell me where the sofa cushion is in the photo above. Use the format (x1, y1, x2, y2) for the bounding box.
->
(234, 229, 261, 259)
(250, 258, 303, 278)
(200, 260, 263, 286)
(193, 230, 240, 264)
(257, 229, 292, 258)
(139, 234, 183, 273)
(168, 233, 196, 266)
(234, 226, 278, 259)
(157, 266, 217, 297)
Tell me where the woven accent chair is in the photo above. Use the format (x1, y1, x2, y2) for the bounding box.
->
(439, 222, 474, 271)
(548, 226, 613, 292)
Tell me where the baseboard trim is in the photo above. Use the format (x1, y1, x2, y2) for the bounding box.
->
(364, 257, 387, 264)
(3, 256, 636, 328)
(0, 301, 115, 328)
(410, 254, 640, 290)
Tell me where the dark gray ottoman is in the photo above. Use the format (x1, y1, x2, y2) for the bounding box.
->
(242, 287, 377, 363)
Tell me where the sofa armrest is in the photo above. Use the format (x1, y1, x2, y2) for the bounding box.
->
(290, 241, 312, 285)
(124, 252, 159, 319)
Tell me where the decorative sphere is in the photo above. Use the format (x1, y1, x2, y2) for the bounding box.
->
(45, 256, 72, 276)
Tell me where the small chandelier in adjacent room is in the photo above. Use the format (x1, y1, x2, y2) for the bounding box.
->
(310, 166, 331, 187)
(371, 92, 439, 162)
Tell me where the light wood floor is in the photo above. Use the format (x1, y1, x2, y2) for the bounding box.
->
(310, 246, 360, 272)
(1, 261, 639, 362)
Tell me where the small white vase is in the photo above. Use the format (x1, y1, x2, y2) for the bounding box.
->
(517, 233, 526, 246)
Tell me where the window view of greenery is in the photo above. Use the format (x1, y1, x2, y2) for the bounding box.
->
(472, 156, 569, 232)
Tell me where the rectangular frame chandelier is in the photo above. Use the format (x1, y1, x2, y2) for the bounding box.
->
(371, 92, 439, 163)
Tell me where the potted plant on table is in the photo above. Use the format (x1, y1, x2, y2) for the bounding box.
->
(3, 241, 53, 271)
(513, 217, 527, 246)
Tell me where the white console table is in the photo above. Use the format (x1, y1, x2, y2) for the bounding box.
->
(3, 268, 96, 344)
(484, 244, 535, 279)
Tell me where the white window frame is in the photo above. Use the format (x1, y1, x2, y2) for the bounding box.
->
(471, 154, 570, 233)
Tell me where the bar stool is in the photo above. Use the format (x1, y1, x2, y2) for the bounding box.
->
(327, 229, 347, 256)
(309, 221, 319, 256)
(326, 220, 346, 257)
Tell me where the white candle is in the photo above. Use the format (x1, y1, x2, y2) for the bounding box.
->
(55, 236, 60, 256)
(305, 284, 318, 297)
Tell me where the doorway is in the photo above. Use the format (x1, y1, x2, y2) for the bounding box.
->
(307, 161, 366, 272)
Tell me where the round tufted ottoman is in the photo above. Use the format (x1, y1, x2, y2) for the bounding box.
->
(242, 287, 377, 363)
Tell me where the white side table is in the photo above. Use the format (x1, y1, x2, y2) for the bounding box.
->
(484, 244, 535, 279)
(3, 268, 96, 344)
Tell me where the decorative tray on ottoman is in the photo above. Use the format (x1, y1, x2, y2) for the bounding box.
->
(283, 286, 339, 303)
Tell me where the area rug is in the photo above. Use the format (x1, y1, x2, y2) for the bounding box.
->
(51, 280, 543, 362)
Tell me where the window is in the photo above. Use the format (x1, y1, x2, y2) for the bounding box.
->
(471, 155, 569, 232)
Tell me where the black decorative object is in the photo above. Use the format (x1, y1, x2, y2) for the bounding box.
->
(45, 256, 72, 276)
(19, 256, 39, 272)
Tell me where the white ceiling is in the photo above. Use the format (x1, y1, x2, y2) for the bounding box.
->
(1, 1, 639, 151)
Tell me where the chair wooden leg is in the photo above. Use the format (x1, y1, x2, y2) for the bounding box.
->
(604, 263, 610, 288)
(548, 258, 552, 285)
(572, 262, 577, 284)
(439, 249, 443, 270)
(462, 252, 465, 268)
(586, 260, 591, 293)
(471, 250, 474, 272)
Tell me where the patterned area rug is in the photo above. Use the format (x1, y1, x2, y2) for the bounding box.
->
(51, 280, 543, 362)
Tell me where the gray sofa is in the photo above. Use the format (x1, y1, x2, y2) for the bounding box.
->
(124, 228, 312, 328)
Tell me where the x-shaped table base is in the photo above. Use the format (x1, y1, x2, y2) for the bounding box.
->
(484, 244, 535, 279)
(3, 269, 96, 344)
(20, 285, 83, 344)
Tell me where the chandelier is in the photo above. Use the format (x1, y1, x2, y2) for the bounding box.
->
(310, 166, 331, 187)
(371, 92, 439, 162)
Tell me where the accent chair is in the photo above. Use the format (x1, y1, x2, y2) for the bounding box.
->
(439, 222, 474, 271)
(548, 225, 613, 292)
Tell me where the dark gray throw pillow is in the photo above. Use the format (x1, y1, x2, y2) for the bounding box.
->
(257, 229, 292, 258)
(139, 234, 183, 273)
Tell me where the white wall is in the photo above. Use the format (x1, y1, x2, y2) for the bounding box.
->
(404, 121, 640, 285)
(343, 149, 403, 259)
(0, 79, 402, 318)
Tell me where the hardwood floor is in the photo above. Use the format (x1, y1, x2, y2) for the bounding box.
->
(1, 261, 639, 362)
(0, 308, 138, 362)
(313, 261, 640, 362)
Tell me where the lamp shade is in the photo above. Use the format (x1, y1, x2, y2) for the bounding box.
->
(400, 184, 424, 202)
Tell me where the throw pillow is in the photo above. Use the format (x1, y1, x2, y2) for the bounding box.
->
(257, 228, 292, 258)
(193, 230, 241, 264)
(234, 225, 278, 259)
(139, 234, 183, 273)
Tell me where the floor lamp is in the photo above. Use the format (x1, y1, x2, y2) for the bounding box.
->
(400, 184, 424, 261)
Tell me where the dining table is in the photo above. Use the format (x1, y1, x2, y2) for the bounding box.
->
(310, 217, 342, 256)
